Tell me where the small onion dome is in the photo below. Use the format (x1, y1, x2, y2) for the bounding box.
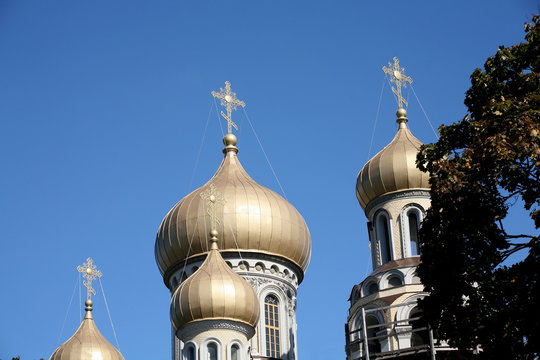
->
(50, 300, 124, 360)
(155, 134, 311, 278)
(170, 230, 260, 331)
(356, 109, 430, 209)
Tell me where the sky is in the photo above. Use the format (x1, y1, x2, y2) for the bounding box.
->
(0, 1, 537, 359)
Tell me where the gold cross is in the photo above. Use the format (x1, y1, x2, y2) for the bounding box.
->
(211, 81, 246, 134)
(77, 258, 102, 300)
(200, 183, 226, 230)
(382, 57, 413, 109)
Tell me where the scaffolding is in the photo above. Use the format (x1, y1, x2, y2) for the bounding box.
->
(347, 302, 437, 360)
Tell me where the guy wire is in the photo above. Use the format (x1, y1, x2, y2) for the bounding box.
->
(57, 273, 80, 344)
(410, 84, 439, 139)
(98, 277, 121, 350)
(367, 76, 387, 160)
(242, 107, 288, 200)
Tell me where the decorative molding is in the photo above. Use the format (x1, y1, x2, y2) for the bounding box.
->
(178, 319, 254, 340)
(244, 276, 271, 290)
(366, 190, 430, 217)
(211, 322, 252, 335)
(243, 275, 297, 296)
(164, 251, 305, 289)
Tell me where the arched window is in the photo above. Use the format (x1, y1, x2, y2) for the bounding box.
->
(408, 211, 420, 256)
(388, 276, 403, 288)
(402, 206, 423, 257)
(375, 212, 392, 264)
(409, 307, 429, 347)
(185, 344, 196, 360)
(207, 342, 218, 360)
(264, 295, 280, 358)
(230, 344, 240, 360)
(365, 316, 382, 354)
(365, 282, 379, 296)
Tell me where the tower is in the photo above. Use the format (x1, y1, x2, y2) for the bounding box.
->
(49, 258, 125, 360)
(155, 82, 312, 360)
(345, 59, 433, 359)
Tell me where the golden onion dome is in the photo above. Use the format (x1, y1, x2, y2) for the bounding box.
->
(356, 109, 430, 209)
(50, 300, 124, 360)
(155, 134, 311, 277)
(170, 231, 260, 330)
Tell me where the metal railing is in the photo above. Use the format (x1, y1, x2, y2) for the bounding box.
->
(347, 302, 436, 360)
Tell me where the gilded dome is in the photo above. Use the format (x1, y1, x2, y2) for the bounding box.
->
(170, 233, 260, 331)
(155, 135, 311, 278)
(50, 300, 124, 360)
(356, 109, 430, 209)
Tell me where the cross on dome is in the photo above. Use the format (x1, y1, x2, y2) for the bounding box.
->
(77, 257, 102, 300)
(383, 57, 413, 109)
(200, 183, 226, 231)
(211, 81, 246, 134)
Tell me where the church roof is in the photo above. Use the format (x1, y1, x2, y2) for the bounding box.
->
(155, 133, 312, 279)
(49, 300, 124, 360)
(356, 108, 430, 209)
(170, 230, 260, 331)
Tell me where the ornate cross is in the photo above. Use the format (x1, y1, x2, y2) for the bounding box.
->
(382, 57, 413, 109)
(77, 258, 102, 300)
(211, 81, 246, 134)
(200, 183, 226, 230)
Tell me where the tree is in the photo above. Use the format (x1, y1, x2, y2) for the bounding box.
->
(416, 15, 539, 359)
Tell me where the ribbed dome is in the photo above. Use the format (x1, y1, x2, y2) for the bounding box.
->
(356, 110, 430, 209)
(170, 233, 260, 330)
(50, 300, 124, 360)
(155, 135, 311, 277)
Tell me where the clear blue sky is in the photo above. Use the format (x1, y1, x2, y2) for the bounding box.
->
(0, 1, 536, 359)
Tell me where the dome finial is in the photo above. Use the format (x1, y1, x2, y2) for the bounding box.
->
(84, 299, 94, 319)
(212, 81, 245, 154)
(383, 57, 413, 111)
(209, 229, 219, 250)
(396, 108, 408, 128)
(223, 133, 238, 154)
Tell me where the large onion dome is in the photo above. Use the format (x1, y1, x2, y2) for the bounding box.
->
(356, 109, 430, 209)
(155, 134, 311, 278)
(50, 300, 124, 360)
(170, 230, 260, 331)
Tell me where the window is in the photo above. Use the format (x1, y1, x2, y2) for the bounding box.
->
(366, 282, 379, 295)
(230, 344, 239, 360)
(185, 344, 196, 360)
(264, 295, 280, 358)
(408, 211, 420, 256)
(365, 316, 382, 354)
(388, 276, 403, 288)
(376, 213, 392, 264)
(207, 342, 218, 360)
(402, 206, 423, 257)
(409, 307, 429, 347)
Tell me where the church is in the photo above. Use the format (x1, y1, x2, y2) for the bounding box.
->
(49, 60, 458, 360)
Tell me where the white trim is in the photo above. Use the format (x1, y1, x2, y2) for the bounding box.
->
(400, 205, 424, 258)
(394, 294, 426, 322)
(227, 340, 243, 360)
(374, 210, 394, 265)
(201, 338, 222, 360)
(362, 277, 379, 297)
(258, 288, 287, 359)
(379, 269, 405, 290)
(183, 341, 199, 360)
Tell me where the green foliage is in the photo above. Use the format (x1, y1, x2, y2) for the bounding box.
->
(416, 15, 540, 359)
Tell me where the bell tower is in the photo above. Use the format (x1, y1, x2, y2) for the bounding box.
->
(346, 59, 433, 360)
